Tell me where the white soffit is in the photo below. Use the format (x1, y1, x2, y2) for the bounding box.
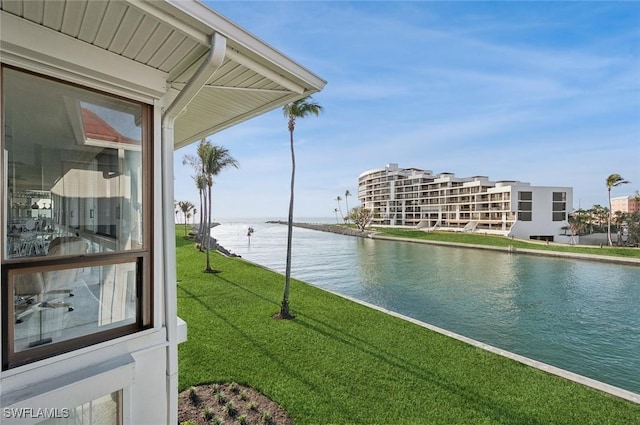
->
(0, 0, 326, 149)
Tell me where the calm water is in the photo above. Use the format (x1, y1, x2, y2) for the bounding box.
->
(211, 219, 640, 394)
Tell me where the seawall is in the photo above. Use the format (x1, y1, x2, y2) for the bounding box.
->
(270, 222, 640, 266)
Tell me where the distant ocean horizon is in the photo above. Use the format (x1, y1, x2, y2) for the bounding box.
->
(213, 217, 337, 225)
(174, 217, 338, 226)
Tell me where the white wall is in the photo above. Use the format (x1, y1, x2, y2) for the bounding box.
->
(510, 186, 573, 243)
(1, 12, 174, 425)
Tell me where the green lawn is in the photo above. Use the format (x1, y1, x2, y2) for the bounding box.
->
(372, 228, 640, 258)
(176, 234, 640, 425)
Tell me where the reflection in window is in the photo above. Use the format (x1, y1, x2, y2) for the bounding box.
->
(3, 67, 144, 260)
(36, 391, 121, 425)
(2, 67, 151, 370)
(12, 260, 137, 353)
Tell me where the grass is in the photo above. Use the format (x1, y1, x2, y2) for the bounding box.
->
(176, 233, 640, 424)
(371, 227, 640, 258)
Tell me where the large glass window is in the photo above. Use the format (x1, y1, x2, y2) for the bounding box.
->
(2, 67, 152, 369)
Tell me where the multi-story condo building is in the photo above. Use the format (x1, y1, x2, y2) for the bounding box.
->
(611, 195, 640, 215)
(359, 164, 574, 243)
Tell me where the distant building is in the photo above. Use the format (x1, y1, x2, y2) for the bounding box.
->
(610, 196, 640, 215)
(358, 163, 574, 242)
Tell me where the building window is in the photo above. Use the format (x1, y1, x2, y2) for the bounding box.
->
(2, 67, 152, 370)
(518, 211, 532, 221)
(518, 201, 532, 211)
(552, 192, 567, 222)
(517, 192, 533, 221)
(518, 191, 532, 201)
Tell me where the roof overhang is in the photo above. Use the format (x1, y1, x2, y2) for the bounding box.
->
(0, 0, 326, 149)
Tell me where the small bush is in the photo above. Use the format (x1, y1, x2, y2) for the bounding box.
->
(188, 387, 199, 405)
(229, 382, 240, 393)
(237, 414, 247, 425)
(226, 401, 237, 418)
(216, 392, 227, 405)
(179, 421, 197, 425)
(239, 390, 248, 401)
(203, 407, 214, 421)
(247, 401, 258, 411)
(262, 411, 273, 425)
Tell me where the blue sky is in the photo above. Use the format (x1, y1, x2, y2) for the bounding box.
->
(174, 1, 640, 220)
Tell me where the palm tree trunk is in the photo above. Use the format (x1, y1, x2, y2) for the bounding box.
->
(199, 189, 204, 250)
(201, 189, 207, 251)
(608, 189, 613, 246)
(345, 197, 350, 223)
(205, 184, 213, 271)
(281, 127, 296, 318)
(184, 214, 188, 236)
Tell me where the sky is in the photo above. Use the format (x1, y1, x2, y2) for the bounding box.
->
(174, 1, 640, 220)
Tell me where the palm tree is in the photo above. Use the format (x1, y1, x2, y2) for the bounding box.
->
(201, 143, 239, 273)
(178, 200, 195, 236)
(606, 173, 629, 246)
(333, 208, 340, 224)
(335, 195, 343, 222)
(184, 140, 209, 249)
(279, 96, 323, 319)
(193, 174, 207, 250)
(344, 190, 351, 223)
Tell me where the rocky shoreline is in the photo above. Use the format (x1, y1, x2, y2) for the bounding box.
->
(191, 223, 241, 257)
(267, 221, 375, 238)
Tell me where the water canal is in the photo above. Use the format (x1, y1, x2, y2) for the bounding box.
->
(210, 220, 640, 394)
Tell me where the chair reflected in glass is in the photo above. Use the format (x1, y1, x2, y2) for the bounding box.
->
(13, 237, 89, 347)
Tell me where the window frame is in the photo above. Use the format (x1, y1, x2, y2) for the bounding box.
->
(1, 66, 154, 370)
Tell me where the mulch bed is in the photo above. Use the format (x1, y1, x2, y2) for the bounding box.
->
(178, 383, 293, 425)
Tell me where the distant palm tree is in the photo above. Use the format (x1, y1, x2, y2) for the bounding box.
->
(606, 173, 629, 246)
(184, 140, 209, 250)
(333, 208, 339, 224)
(178, 200, 195, 236)
(201, 143, 238, 273)
(279, 96, 323, 319)
(184, 140, 238, 271)
(344, 190, 351, 223)
(335, 196, 343, 222)
(193, 174, 207, 250)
